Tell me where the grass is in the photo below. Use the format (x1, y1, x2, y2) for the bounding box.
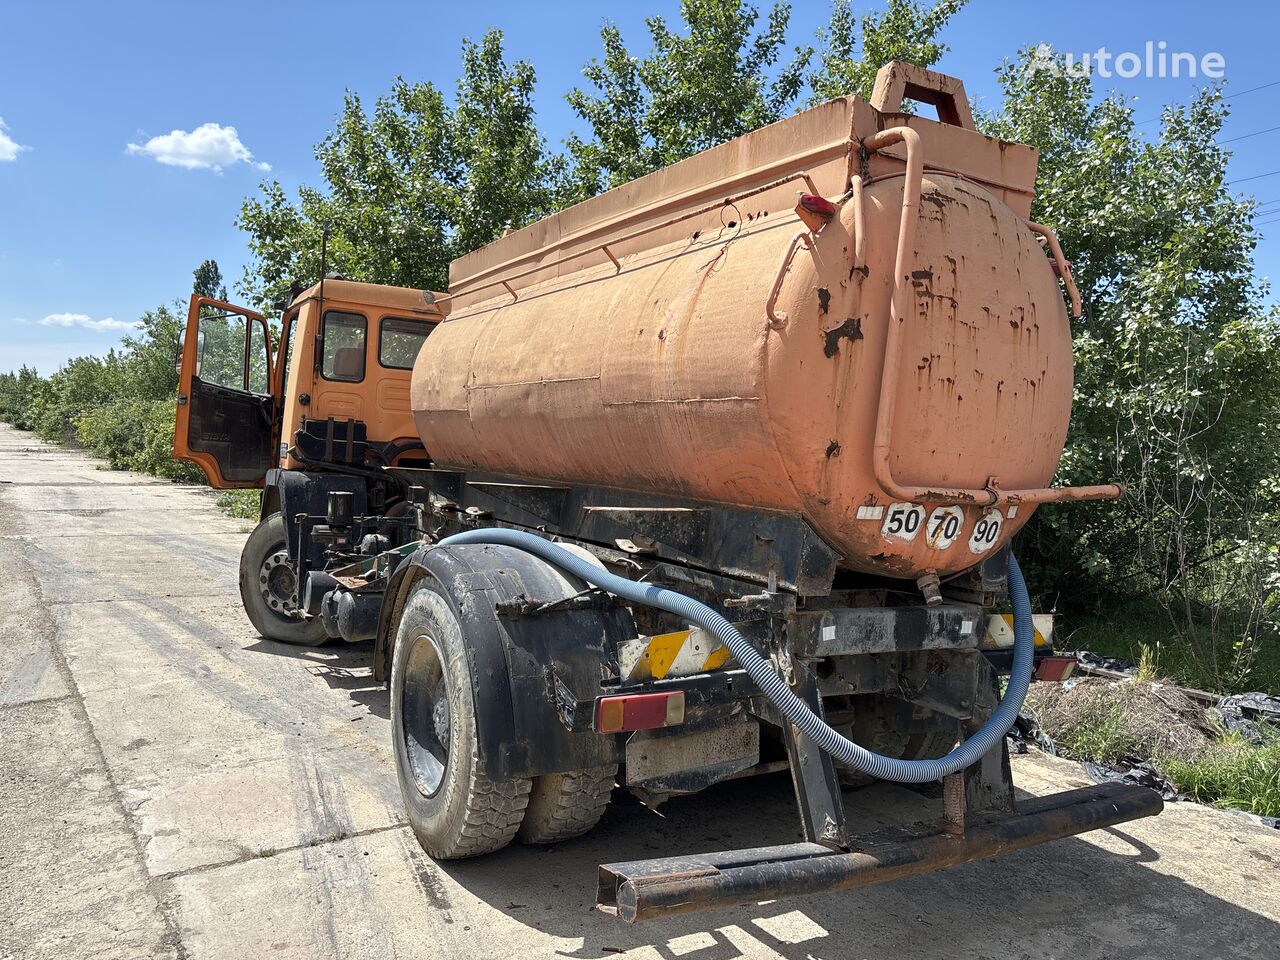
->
(1027, 675, 1280, 819)
(1164, 740, 1280, 819)
(216, 489, 260, 519)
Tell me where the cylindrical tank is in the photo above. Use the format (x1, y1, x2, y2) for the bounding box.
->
(413, 135, 1075, 580)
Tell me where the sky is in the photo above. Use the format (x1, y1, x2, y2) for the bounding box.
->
(3, 0, 1279, 373)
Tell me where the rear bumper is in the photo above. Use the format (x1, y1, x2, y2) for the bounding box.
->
(597, 782, 1162, 922)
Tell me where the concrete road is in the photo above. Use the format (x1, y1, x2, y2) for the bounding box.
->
(2, 421, 1277, 960)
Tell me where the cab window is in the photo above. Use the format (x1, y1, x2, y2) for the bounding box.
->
(196, 311, 267, 392)
(379, 317, 432, 370)
(321, 311, 367, 382)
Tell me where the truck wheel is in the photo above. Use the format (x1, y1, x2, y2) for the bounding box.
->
(835, 709, 960, 786)
(835, 727, 910, 788)
(517, 764, 616, 845)
(392, 582, 531, 859)
(239, 513, 329, 646)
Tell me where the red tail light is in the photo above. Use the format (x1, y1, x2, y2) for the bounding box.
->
(798, 194, 838, 218)
(595, 691, 686, 733)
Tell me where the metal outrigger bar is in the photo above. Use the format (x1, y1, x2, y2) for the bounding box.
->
(596, 782, 1163, 922)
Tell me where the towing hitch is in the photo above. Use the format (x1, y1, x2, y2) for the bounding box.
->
(596, 782, 1163, 922)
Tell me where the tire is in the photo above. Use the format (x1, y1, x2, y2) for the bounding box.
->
(834, 702, 959, 788)
(392, 582, 531, 859)
(517, 764, 616, 845)
(238, 513, 329, 646)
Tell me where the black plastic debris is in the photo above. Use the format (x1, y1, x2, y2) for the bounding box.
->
(1073, 650, 1137, 675)
(1211, 692, 1280, 746)
(1082, 755, 1180, 801)
(1006, 713, 1057, 756)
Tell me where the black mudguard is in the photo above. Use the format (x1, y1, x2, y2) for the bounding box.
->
(376, 542, 633, 780)
(265, 468, 368, 565)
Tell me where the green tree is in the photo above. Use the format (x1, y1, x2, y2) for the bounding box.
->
(193, 259, 228, 301)
(806, 0, 966, 103)
(236, 29, 560, 311)
(562, 0, 966, 199)
(563, 0, 809, 199)
(989, 49, 1280, 690)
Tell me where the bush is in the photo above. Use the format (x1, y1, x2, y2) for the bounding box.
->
(76, 398, 204, 482)
(216, 490, 261, 519)
(1023, 676, 1214, 766)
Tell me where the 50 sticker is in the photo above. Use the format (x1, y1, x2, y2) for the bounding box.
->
(968, 508, 1004, 553)
(881, 503, 926, 541)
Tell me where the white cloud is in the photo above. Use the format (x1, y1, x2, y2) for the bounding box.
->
(38, 312, 142, 332)
(126, 122, 270, 173)
(0, 117, 29, 161)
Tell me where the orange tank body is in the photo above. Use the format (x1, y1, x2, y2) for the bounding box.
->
(411, 63, 1118, 580)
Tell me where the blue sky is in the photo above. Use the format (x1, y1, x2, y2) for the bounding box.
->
(3, 0, 1279, 372)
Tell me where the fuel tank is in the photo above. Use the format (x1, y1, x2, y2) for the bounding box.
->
(412, 63, 1112, 580)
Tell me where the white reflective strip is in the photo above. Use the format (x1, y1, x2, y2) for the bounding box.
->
(1007, 505, 1018, 518)
(960, 620, 974, 635)
(821, 625, 837, 643)
(856, 505, 885, 520)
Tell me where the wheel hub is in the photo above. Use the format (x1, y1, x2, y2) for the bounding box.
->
(402, 634, 450, 797)
(258, 551, 302, 619)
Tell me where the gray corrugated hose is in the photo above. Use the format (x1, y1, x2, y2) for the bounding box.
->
(440, 528, 1033, 784)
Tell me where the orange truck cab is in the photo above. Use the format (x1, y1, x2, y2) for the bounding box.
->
(174, 278, 444, 644)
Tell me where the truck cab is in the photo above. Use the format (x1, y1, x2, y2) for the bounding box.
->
(174, 279, 445, 644)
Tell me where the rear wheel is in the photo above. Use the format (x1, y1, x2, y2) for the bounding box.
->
(835, 700, 959, 788)
(517, 764, 616, 845)
(238, 513, 329, 646)
(392, 582, 531, 859)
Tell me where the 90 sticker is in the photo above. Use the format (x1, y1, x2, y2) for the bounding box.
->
(881, 503, 926, 541)
(968, 508, 1004, 553)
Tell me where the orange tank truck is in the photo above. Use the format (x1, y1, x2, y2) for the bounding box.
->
(176, 62, 1159, 922)
(413, 62, 1119, 583)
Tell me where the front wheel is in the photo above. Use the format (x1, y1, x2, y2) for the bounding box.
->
(238, 513, 329, 646)
(392, 582, 531, 859)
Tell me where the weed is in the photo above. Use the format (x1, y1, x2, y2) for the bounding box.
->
(1165, 741, 1280, 819)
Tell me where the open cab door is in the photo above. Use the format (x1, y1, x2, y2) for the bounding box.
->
(174, 295, 276, 488)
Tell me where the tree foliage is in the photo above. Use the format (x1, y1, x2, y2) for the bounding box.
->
(807, 0, 966, 103)
(235, 30, 561, 310)
(563, 0, 965, 199)
(989, 49, 1280, 690)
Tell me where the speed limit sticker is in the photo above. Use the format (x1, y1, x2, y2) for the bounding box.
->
(925, 506, 964, 550)
(881, 503, 926, 541)
(968, 508, 1004, 553)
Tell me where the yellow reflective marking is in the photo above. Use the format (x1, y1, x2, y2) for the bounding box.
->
(701, 646, 730, 671)
(1000, 614, 1046, 646)
(647, 630, 691, 680)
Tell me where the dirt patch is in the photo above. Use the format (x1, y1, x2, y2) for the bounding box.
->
(1024, 677, 1216, 766)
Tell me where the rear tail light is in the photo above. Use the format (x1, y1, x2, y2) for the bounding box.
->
(798, 194, 838, 218)
(595, 691, 686, 733)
